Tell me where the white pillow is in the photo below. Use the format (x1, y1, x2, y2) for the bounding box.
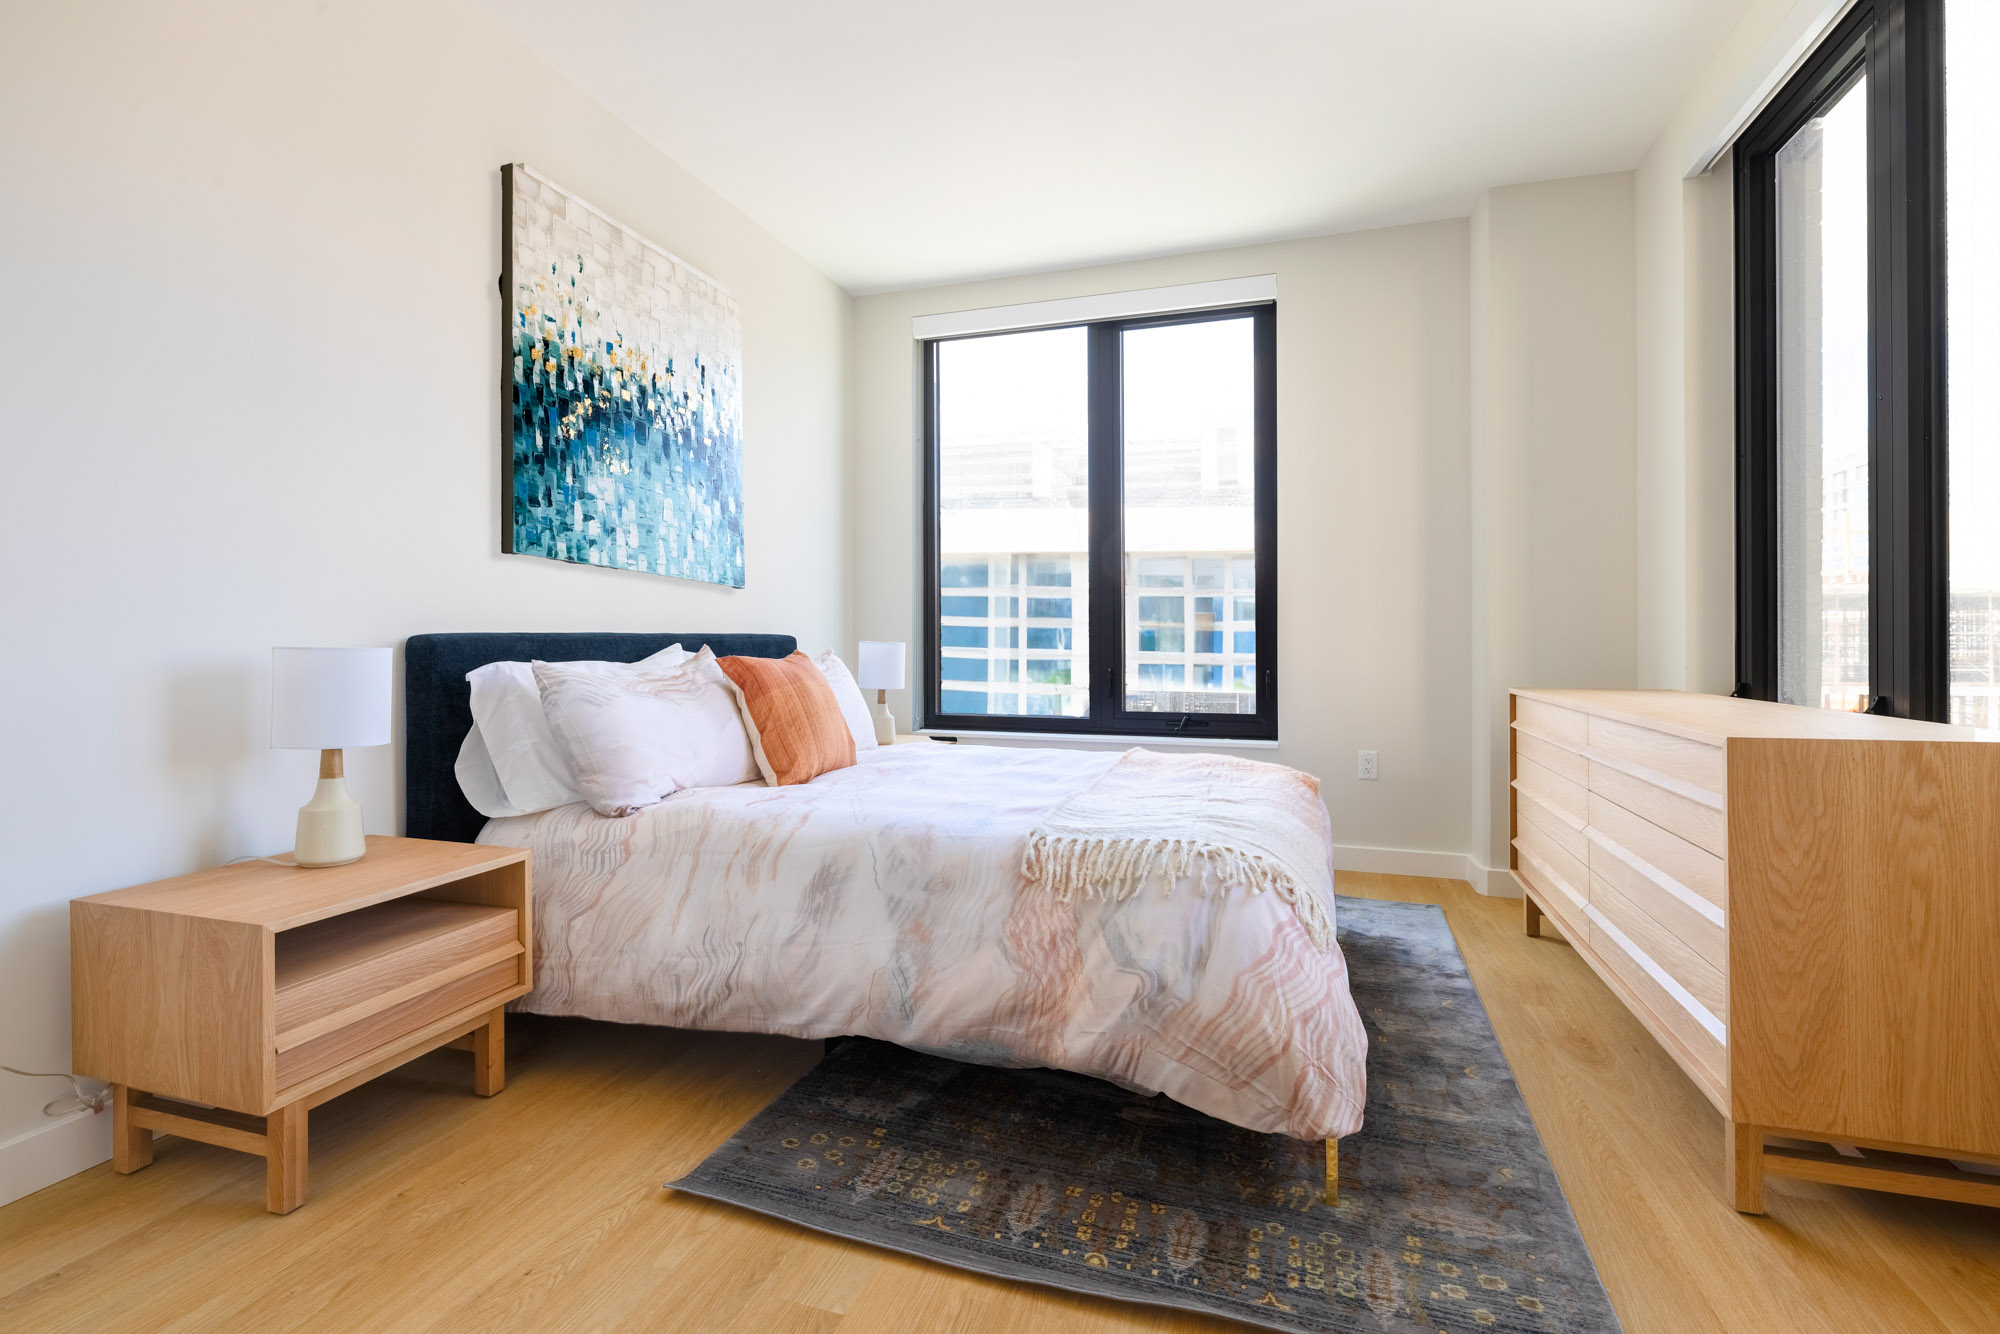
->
(813, 650, 879, 753)
(455, 725, 535, 819)
(463, 643, 691, 815)
(533, 647, 760, 816)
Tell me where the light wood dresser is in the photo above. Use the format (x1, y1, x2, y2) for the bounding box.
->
(1509, 688, 2000, 1212)
(71, 836, 531, 1213)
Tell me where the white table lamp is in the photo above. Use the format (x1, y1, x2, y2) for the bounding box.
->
(856, 640, 906, 745)
(271, 647, 391, 867)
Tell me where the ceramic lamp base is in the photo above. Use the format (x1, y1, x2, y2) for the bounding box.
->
(294, 749, 366, 867)
(872, 690, 896, 746)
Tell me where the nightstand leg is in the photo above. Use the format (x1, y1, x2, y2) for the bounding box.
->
(265, 1102, 308, 1215)
(1524, 892, 1544, 938)
(111, 1085, 153, 1173)
(472, 1006, 506, 1097)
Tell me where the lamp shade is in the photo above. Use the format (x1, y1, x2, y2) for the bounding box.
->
(856, 641, 906, 691)
(271, 647, 391, 750)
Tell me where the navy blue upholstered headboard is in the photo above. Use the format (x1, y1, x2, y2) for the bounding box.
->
(404, 632, 798, 844)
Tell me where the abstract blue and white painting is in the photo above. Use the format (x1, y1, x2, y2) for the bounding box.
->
(502, 164, 744, 586)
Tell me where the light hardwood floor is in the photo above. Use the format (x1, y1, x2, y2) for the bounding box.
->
(4, 872, 1996, 1333)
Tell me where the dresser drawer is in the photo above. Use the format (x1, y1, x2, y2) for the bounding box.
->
(1587, 830, 1725, 970)
(1587, 715, 1725, 797)
(1514, 696, 1590, 749)
(1588, 759, 1726, 857)
(1516, 753, 1588, 826)
(1585, 906, 1727, 1100)
(1586, 793, 1725, 911)
(1514, 727, 1587, 784)
(1517, 814, 1589, 909)
(1588, 868, 1727, 1022)
(1515, 847, 1589, 944)
(1516, 783, 1588, 862)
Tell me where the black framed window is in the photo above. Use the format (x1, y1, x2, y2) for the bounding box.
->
(1734, 0, 1964, 719)
(922, 303, 1277, 739)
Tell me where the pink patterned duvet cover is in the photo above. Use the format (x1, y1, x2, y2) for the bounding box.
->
(478, 742, 1367, 1140)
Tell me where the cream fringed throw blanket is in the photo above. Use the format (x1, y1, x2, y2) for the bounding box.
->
(1020, 748, 1336, 952)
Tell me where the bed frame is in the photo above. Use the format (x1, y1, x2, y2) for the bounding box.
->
(401, 629, 1340, 1207)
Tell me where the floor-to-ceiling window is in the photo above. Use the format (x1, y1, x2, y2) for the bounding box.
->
(1736, 0, 1989, 723)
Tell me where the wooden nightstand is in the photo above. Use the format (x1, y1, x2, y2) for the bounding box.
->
(70, 836, 531, 1213)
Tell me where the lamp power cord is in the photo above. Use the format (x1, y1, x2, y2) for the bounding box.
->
(2, 1067, 114, 1117)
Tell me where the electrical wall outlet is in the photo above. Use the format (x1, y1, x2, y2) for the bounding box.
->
(1357, 750, 1378, 780)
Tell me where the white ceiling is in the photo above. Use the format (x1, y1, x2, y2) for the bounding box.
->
(470, 0, 1753, 294)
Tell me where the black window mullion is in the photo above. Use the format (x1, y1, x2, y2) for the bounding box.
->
(1086, 322, 1123, 733)
(1733, 136, 1780, 700)
(1868, 0, 1949, 719)
(1252, 304, 1279, 729)
(921, 337, 942, 728)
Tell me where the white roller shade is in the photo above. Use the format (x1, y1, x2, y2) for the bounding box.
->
(911, 275, 1276, 340)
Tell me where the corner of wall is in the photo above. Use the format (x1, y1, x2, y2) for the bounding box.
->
(1468, 171, 1641, 869)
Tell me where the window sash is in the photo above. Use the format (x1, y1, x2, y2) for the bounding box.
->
(1734, 0, 1947, 719)
(921, 303, 1278, 739)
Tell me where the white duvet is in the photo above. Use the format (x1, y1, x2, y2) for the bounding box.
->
(479, 742, 1368, 1139)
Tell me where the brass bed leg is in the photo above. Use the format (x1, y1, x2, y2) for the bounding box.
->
(1325, 1138, 1339, 1206)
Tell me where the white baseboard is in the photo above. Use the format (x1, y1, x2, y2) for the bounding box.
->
(1333, 843, 1473, 883)
(1332, 843, 1518, 896)
(0, 1107, 110, 1209)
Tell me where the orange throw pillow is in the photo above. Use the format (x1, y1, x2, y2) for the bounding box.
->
(715, 651, 858, 786)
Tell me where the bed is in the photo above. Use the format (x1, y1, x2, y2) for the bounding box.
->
(405, 632, 1367, 1183)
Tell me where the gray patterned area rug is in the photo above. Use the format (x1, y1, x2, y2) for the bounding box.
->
(667, 897, 1622, 1333)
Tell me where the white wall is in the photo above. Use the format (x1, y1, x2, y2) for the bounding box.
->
(0, 0, 849, 1201)
(848, 230, 1488, 876)
(849, 226, 1478, 877)
(1634, 0, 1855, 691)
(1469, 174, 1641, 870)
(851, 180, 1641, 887)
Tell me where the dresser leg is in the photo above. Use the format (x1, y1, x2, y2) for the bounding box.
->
(111, 1085, 153, 1173)
(265, 1102, 308, 1215)
(1726, 1120, 1765, 1214)
(472, 1006, 506, 1097)
(1523, 892, 1544, 938)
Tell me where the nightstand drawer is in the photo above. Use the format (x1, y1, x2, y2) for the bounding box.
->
(275, 958, 520, 1098)
(275, 900, 521, 1045)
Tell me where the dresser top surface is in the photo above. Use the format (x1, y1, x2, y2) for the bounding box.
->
(74, 836, 529, 931)
(1512, 688, 1996, 745)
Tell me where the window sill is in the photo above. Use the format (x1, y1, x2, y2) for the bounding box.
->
(914, 729, 1279, 749)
